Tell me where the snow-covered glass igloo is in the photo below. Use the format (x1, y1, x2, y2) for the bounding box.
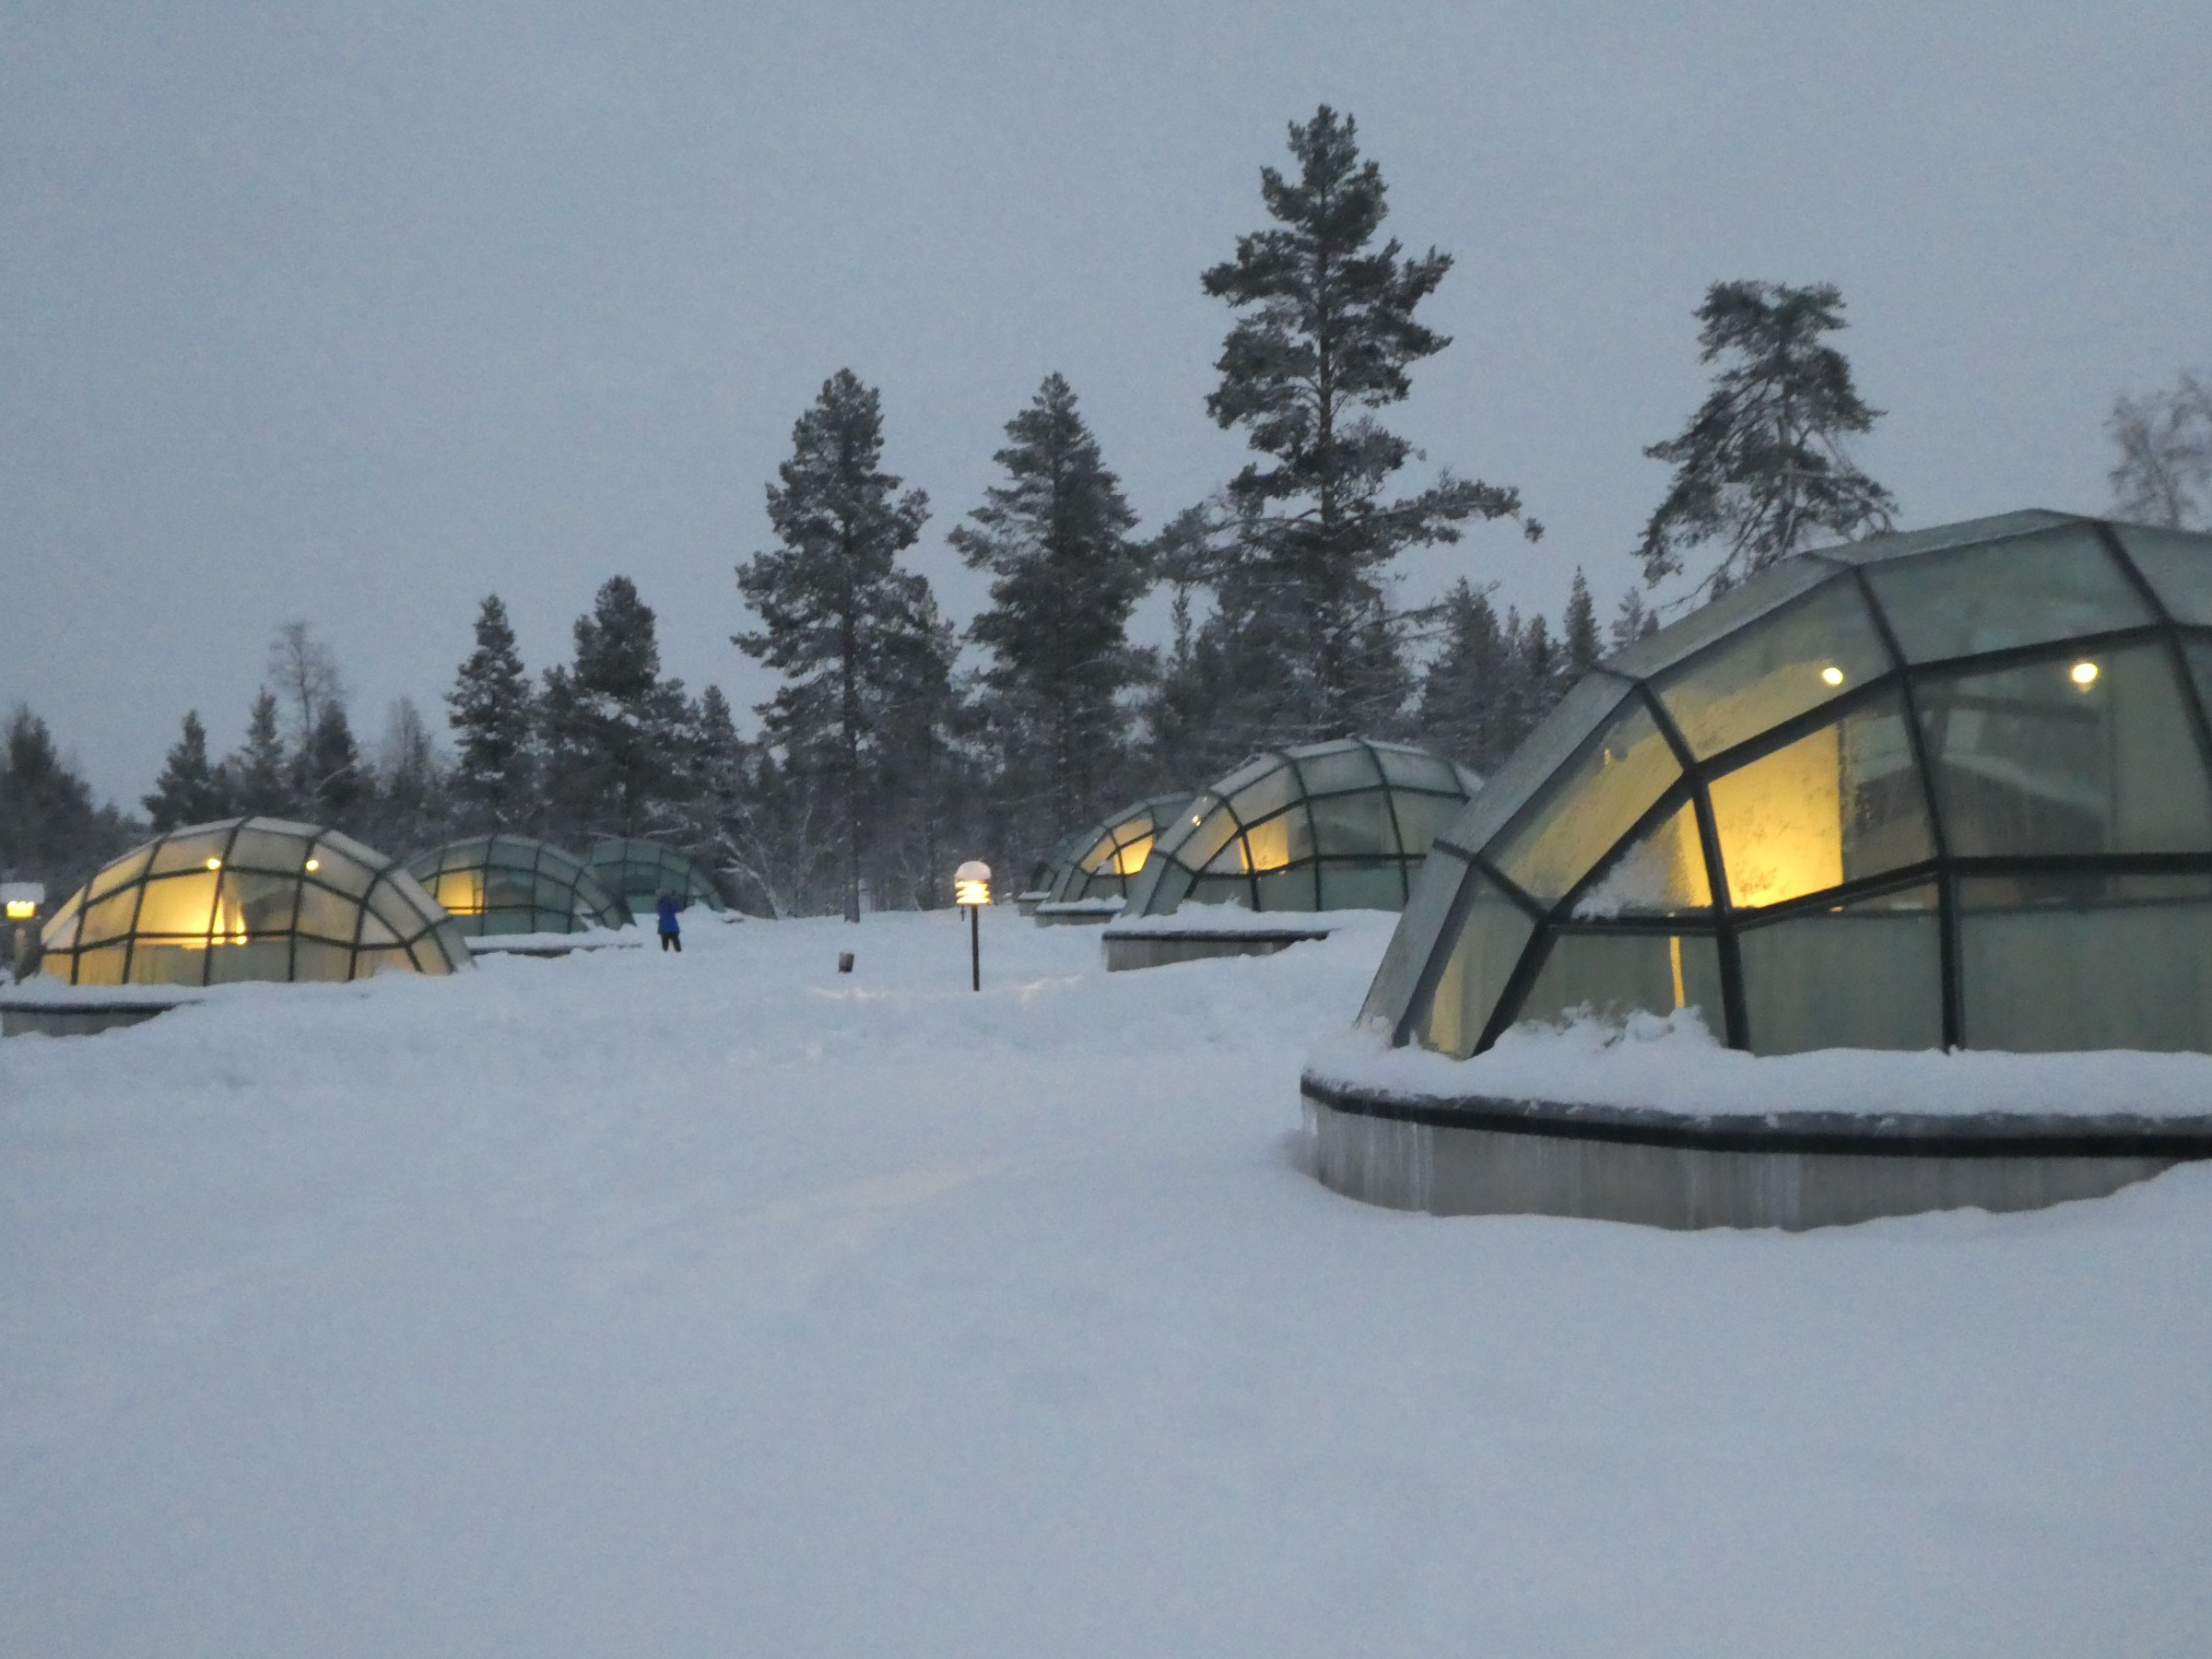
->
(1124, 738, 1478, 916)
(1362, 512, 2212, 1058)
(1045, 794, 1192, 905)
(407, 835, 632, 936)
(37, 818, 471, 986)
(581, 838, 728, 917)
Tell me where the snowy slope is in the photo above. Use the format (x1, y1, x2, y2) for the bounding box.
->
(5, 910, 2210, 1657)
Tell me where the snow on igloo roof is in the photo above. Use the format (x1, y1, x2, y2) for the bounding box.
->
(38, 817, 470, 987)
(1361, 512, 2212, 1060)
(407, 835, 632, 935)
(1045, 794, 1193, 904)
(1124, 736, 1479, 918)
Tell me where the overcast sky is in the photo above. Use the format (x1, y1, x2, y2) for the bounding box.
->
(5, 0, 2206, 806)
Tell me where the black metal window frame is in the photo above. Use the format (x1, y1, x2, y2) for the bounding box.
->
(408, 834, 632, 935)
(1047, 794, 1193, 904)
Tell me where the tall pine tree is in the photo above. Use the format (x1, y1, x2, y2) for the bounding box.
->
(223, 689, 294, 817)
(540, 577, 691, 841)
(447, 594, 538, 831)
(735, 371, 941, 923)
(953, 372, 1149, 855)
(1198, 106, 1535, 742)
(296, 701, 366, 830)
(144, 711, 231, 830)
(1638, 280, 1895, 600)
(1560, 569, 1603, 688)
(1415, 579, 1510, 771)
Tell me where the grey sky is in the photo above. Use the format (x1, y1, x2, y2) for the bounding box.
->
(5, 0, 2206, 806)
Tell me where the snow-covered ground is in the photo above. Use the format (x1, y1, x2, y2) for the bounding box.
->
(5, 909, 2210, 1656)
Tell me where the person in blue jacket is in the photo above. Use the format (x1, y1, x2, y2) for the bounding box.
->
(655, 889, 682, 953)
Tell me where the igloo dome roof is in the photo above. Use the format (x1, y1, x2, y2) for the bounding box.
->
(1124, 737, 1478, 917)
(1362, 511, 2212, 1058)
(38, 817, 470, 987)
(581, 838, 728, 913)
(1045, 794, 1192, 904)
(407, 835, 632, 935)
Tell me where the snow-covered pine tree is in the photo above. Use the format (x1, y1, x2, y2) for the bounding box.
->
(735, 371, 939, 924)
(1638, 280, 1895, 601)
(223, 689, 295, 817)
(540, 577, 691, 841)
(952, 372, 1148, 858)
(144, 711, 231, 830)
(1199, 106, 1535, 742)
(446, 594, 538, 832)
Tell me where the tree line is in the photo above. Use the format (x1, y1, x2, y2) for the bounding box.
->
(6, 105, 2204, 919)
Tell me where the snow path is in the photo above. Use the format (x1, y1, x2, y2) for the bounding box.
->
(5, 910, 2210, 1657)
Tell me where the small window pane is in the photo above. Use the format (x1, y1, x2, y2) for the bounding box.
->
(2115, 525, 2212, 626)
(227, 827, 308, 874)
(135, 872, 220, 937)
(1229, 765, 1301, 826)
(1708, 695, 1935, 910)
(41, 912, 80, 952)
(1488, 698, 1680, 902)
(1362, 851, 1467, 1026)
(87, 846, 152, 902)
(293, 883, 359, 942)
(128, 941, 210, 987)
(1182, 872, 1245, 909)
(151, 828, 229, 876)
(382, 869, 442, 921)
(1308, 794, 1384, 857)
(1292, 744, 1383, 796)
(1738, 888, 1941, 1054)
(1373, 745, 1459, 792)
(79, 888, 143, 945)
(71, 943, 126, 986)
(1175, 804, 1242, 872)
(1253, 868, 1318, 910)
(1571, 798, 1711, 918)
(1915, 645, 2212, 856)
(1317, 863, 1407, 912)
(220, 870, 299, 935)
(1865, 525, 2152, 664)
(292, 940, 354, 982)
(1411, 871, 1537, 1058)
(1240, 806, 1311, 873)
(1960, 877, 2212, 1052)
(1435, 676, 1630, 856)
(207, 940, 295, 984)
(1511, 929, 1725, 1034)
(1654, 581, 1896, 759)
(368, 887, 427, 940)
(430, 870, 482, 914)
(1386, 793, 1466, 859)
(311, 847, 376, 899)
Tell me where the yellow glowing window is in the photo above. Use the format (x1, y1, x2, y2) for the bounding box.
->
(432, 871, 485, 914)
(1706, 726, 1846, 909)
(1241, 816, 1294, 873)
(1112, 832, 1154, 876)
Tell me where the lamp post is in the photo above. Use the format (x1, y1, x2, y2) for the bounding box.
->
(2, 882, 44, 981)
(954, 860, 991, 992)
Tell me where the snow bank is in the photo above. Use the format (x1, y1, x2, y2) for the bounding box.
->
(1308, 1008, 2212, 1122)
(1102, 900, 1398, 938)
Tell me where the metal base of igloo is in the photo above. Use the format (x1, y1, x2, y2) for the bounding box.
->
(1, 993, 191, 1038)
(1299, 1076, 2212, 1230)
(1104, 924, 1333, 971)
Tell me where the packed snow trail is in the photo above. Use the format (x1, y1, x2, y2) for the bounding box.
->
(5, 908, 2210, 1657)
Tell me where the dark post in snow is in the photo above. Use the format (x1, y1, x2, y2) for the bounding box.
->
(954, 861, 991, 993)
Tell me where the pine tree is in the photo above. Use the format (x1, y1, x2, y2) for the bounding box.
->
(1415, 579, 1511, 771)
(735, 371, 941, 924)
(1560, 569, 1604, 688)
(953, 372, 1149, 853)
(366, 699, 448, 855)
(0, 706, 134, 895)
(447, 594, 538, 831)
(1609, 587, 1659, 651)
(1199, 106, 1535, 740)
(541, 577, 691, 840)
(297, 701, 366, 830)
(223, 689, 294, 817)
(143, 712, 230, 830)
(1638, 280, 1896, 600)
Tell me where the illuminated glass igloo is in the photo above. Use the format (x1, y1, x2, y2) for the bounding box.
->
(582, 838, 728, 916)
(1124, 738, 1478, 916)
(38, 817, 470, 986)
(1363, 511, 2212, 1058)
(1046, 794, 1192, 904)
(407, 835, 632, 935)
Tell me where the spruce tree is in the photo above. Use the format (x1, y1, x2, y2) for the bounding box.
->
(367, 699, 448, 855)
(1415, 579, 1510, 771)
(1560, 570, 1604, 688)
(297, 701, 366, 830)
(735, 371, 940, 923)
(1200, 106, 1535, 740)
(541, 577, 691, 840)
(953, 372, 1148, 852)
(447, 594, 537, 831)
(0, 706, 132, 894)
(1609, 587, 1659, 651)
(144, 711, 230, 830)
(1638, 280, 1896, 600)
(224, 689, 294, 817)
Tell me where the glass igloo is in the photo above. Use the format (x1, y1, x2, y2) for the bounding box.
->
(1045, 794, 1192, 904)
(407, 835, 632, 936)
(582, 838, 728, 916)
(1362, 511, 2212, 1059)
(37, 817, 470, 986)
(1124, 737, 1478, 916)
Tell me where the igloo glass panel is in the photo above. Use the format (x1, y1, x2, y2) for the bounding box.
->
(1387, 793, 1467, 859)
(1914, 645, 2212, 856)
(1292, 745, 1383, 796)
(206, 940, 296, 985)
(1488, 699, 1679, 902)
(1512, 929, 1725, 1036)
(2115, 526, 2212, 626)
(87, 845, 152, 902)
(1307, 794, 1386, 857)
(1316, 863, 1407, 912)
(1960, 876, 2212, 1053)
(1707, 695, 1934, 910)
(1174, 804, 1241, 871)
(128, 942, 211, 986)
(1410, 872, 1536, 1058)
(297, 883, 361, 942)
(135, 872, 219, 937)
(218, 870, 299, 935)
(1361, 850, 1468, 1026)
(1571, 798, 1711, 919)
(1437, 677, 1630, 856)
(1654, 582, 1895, 759)
(1374, 746, 1462, 793)
(292, 940, 353, 981)
(1253, 869, 1318, 910)
(311, 846, 376, 899)
(1738, 888, 1941, 1054)
(1864, 526, 2151, 664)
(1229, 765, 1302, 826)
(1109, 832, 1154, 877)
(228, 826, 309, 873)
(1239, 807, 1312, 873)
(1606, 557, 1840, 679)
(151, 830, 228, 877)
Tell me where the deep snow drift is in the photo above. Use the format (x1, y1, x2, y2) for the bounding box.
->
(5, 909, 2210, 1657)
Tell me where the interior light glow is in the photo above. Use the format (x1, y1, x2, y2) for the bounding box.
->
(304, 858, 320, 872)
(205, 857, 223, 870)
(1819, 665, 1845, 687)
(2071, 661, 2100, 688)
(4, 900, 34, 921)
